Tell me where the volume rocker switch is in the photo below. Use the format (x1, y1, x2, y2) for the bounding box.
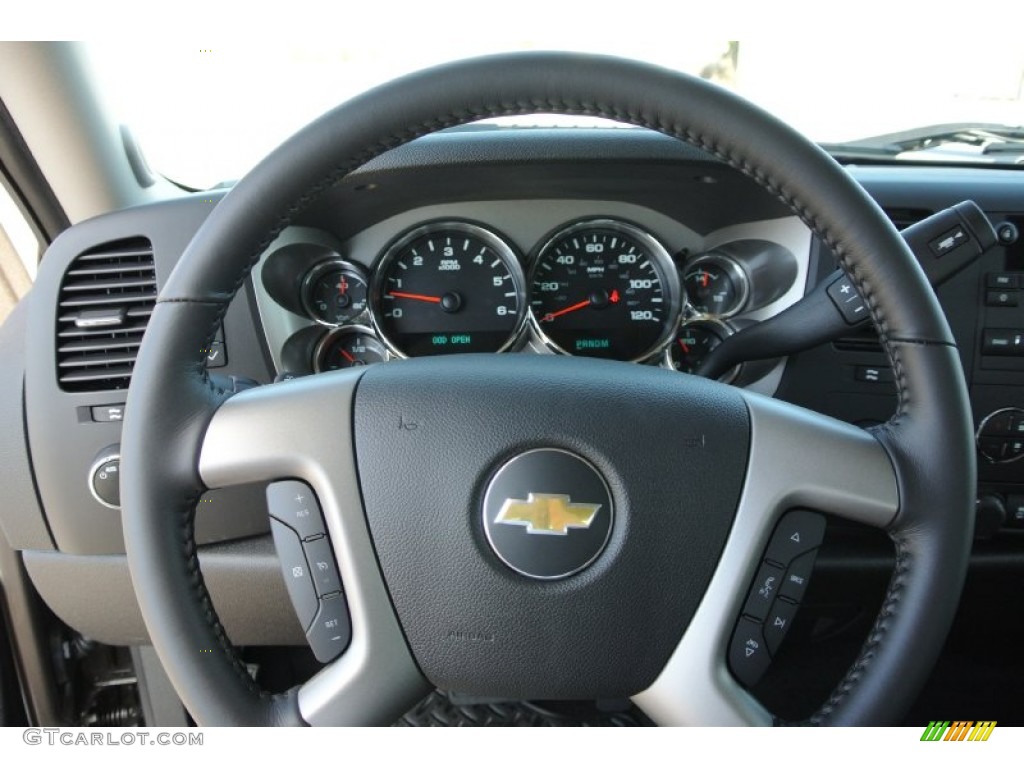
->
(728, 617, 771, 688)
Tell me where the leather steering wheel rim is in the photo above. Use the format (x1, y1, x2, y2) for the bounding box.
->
(121, 51, 975, 726)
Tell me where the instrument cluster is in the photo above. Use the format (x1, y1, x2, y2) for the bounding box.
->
(259, 217, 799, 382)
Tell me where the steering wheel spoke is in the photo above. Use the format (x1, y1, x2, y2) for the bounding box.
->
(737, 392, 899, 530)
(198, 373, 429, 725)
(633, 393, 899, 725)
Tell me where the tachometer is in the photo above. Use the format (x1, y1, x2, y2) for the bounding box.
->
(528, 219, 681, 361)
(370, 222, 526, 357)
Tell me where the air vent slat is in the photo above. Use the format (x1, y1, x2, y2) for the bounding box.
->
(883, 207, 932, 231)
(58, 352, 138, 368)
(57, 307, 152, 325)
(56, 237, 155, 392)
(58, 291, 156, 309)
(57, 366, 136, 386)
(66, 263, 154, 278)
(75, 247, 153, 262)
(58, 337, 143, 354)
(61, 276, 156, 292)
(57, 322, 149, 339)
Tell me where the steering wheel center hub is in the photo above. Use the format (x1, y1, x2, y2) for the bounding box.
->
(352, 354, 750, 698)
(482, 448, 614, 580)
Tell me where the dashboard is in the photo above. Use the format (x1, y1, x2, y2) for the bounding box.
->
(3, 126, 1024, 722)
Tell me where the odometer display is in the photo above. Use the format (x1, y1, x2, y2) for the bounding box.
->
(370, 222, 526, 357)
(528, 220, 680, 361)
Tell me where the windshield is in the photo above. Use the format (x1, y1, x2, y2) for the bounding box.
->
(85, 39, 1024, 189)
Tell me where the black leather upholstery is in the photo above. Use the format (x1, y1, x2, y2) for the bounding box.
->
(120, 52, 972, 725)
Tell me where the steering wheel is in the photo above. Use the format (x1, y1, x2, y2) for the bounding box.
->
(120, 52, 974, 726)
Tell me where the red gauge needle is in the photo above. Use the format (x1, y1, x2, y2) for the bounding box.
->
(337, 277, 348, 296)
(542, 298, 591, 322)
(388, 291, 442, 303)
(339, 348, 356, 364)
(701, 272, 709, 288)
(678, 340, 690, 354)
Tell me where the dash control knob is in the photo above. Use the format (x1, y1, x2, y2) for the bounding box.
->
(976, 408, 1024, 464)
(88, 447, 121, 509)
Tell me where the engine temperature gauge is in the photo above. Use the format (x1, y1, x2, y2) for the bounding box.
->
(302, 260, 370, 326)
(683, 255, 748, 317)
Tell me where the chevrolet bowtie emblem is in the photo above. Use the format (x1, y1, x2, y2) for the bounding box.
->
(495, 493, 601, 536)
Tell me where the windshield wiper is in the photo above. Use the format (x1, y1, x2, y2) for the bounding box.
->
(822, 122, 1024, 163)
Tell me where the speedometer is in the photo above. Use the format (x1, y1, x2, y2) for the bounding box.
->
(528, 219, 681, 361)
(369, 222, 526, 358)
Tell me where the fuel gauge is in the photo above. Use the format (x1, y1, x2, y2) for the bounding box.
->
(314, 327, 388, 371)
(666, 319, 740, 383)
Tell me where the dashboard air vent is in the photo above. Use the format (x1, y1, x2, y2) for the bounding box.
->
(833, 324, 883, 353)
(56, 237, 156, 392)
(883, 207, 932, 231)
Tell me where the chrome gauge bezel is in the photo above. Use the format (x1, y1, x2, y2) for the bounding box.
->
(312, 325, 390, 372)
(368, 221, 529, 359)
(300, 259, 371, 328)
(663, 317, 742, 384)
(527, 218, 683, 363)
(682, 252, 750, 319)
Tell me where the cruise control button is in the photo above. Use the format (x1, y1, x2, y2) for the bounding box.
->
(270, 519, 318, 631)
(266, 480, 325, 540)
(306, 594, 352, 663)
(728, 617, 771, 688)
(741, 561, 785, 621)
(303, 536, 342, 597)
(764, 598, 799, 655)
(779, 550, 817, 603)
(764, 510, 825, 567)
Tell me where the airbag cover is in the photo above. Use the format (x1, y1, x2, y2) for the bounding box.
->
(354, 355, 749, 698)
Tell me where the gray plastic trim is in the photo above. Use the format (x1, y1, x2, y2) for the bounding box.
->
(23, 536, 305, 647)
(632, 391, 898, 725)
(198, 370, 429, 726)
(0, 299, 53, 551)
